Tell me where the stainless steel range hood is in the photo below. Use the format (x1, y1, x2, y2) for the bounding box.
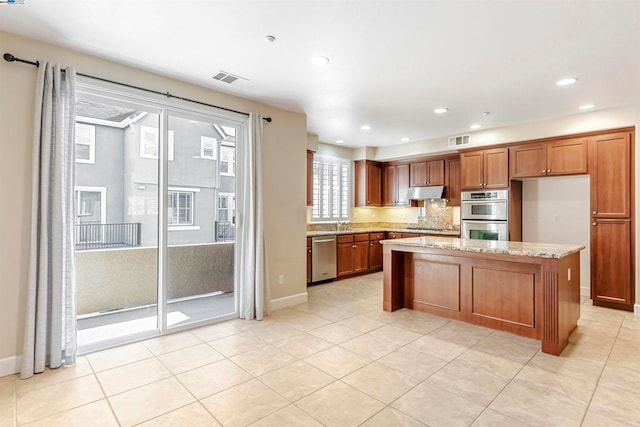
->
(407, 186, 445, 200)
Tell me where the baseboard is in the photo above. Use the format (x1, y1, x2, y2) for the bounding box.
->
(0, 355, 21, 378)
(635, 303, 640, 316)
(270, 292, 308, 311)
(580, 286, 590, 297)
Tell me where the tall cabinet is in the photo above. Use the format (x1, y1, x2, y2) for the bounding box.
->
(589, 131, 635, 311)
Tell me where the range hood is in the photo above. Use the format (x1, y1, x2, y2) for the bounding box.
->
(407, 186, 445, 200)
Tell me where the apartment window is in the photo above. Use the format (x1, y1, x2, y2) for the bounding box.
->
(220, 145, 235, 176)
(312, 155, 350, 222)
(168, 190, 194, 225)
(201, 137, 217, 159)
(218, 192, 235, 222)
(75, 123, 95, 164)
(140, 125, 158, 159)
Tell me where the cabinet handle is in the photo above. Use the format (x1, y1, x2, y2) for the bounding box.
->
(367, 200, 370, 204)
(542, 170, 546, 173)
(592, 211, 597, 214)
(548, 169, 551, 173)
(308, 249, 311, 253)
(592, 222, 597, 226)
(370, 243, 373, 246)
(353, 244, 356, 248)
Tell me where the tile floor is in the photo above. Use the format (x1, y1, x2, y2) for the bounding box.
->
(2, 272, 639, 426)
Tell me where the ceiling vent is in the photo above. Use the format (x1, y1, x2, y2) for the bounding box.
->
(448, 134, 470, 148)
(212, 71, 248, 84)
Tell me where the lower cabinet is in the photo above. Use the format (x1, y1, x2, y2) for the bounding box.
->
(306, 237, 312, 284)
(591, 219, 633, 310)
(337, 233, 370, 277)
(369, 232, 384, 271)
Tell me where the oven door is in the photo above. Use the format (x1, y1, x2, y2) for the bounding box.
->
(462, 220, 508, 241)
(461, 200, 508, 221)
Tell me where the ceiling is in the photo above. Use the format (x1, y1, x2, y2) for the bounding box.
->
(1, 1, 639, 147)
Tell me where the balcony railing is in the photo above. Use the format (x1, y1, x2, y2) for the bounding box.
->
(75, 222, 142, 251)
(215, 221, 235, 242)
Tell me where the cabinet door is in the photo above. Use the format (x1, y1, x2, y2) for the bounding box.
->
(589, 132, 632, 218)
(337, 243, 354, 277)
(445, 158, 461, 206)
(547, 137, 587, 176)
(410, 162, 428, 187)
(591, 219, 633, 309)
(306, 150, 314, 206)
(427, 160, 445, 186)
(367, 161, 382, 206)
(306, 241, 312, 283)
(383, 165, 398, 207)
(460, 151, 485, 189)
(510, 144, 546, 178)
(397, 164, 410, 206)
(353, 241, 370, 273)
(483, 148, 509, 189)
(369, 240, 383, 271)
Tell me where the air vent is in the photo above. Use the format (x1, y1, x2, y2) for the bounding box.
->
(212, 71, 248, 84)
(448, 134, 470, 148)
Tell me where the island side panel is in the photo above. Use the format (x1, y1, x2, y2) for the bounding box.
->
(410, 254, 464, 319)
(541, 252, 581, 355)
(383, 246, 406, 311)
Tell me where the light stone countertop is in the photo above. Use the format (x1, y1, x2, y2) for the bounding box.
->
(381, 236, 584, 259)
(306, 228, 460, 237)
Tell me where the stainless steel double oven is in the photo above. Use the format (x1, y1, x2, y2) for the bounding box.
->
(461, 190, 509, 241)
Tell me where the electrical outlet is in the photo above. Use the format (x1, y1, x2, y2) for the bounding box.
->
(278, 274, 285, 285)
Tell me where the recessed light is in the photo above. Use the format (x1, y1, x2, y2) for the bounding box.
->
(335, 139, 344, 144)
(434, 108, 448, 114)
(579, 104, 595, 111)
(400, 137, 410, 142)
(310, 56, 330, 67)
(557, 77, 578, 86)
(470, 124, 482, 130)
(360, 125, 371, 131)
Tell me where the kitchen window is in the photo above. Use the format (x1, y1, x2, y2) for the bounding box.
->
(311, 155, 350, 222)
(75, 123, 95, 164)
(168, 190, 194, 225)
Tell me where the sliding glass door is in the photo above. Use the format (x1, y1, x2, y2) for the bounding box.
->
(74, 83, 240, 353)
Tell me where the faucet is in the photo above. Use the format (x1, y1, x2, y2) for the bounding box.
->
(336, 221, 347, 231)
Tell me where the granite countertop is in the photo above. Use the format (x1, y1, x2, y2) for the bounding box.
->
(306, 228, 460, 237)
(381, 236, 585, 259)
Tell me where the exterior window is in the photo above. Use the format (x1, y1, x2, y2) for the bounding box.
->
(312, 155, 350, 222)
(168, 130, 175, 161)
(201, 137, 216, 159)
(218, 193, 235, 222)
(140, 125, 158, 159)
(168, 191, 194, 225)
(75, 123, 95, 164)
(220, 145, 235, 176)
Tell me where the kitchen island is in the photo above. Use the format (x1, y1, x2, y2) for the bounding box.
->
(382, 236, 584, 355)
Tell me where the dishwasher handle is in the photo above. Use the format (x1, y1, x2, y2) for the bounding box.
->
(313, 238, 336, 243)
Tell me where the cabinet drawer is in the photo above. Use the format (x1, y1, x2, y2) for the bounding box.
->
(354, 233, 369, 242)
(369, 232, 385, 241)
(337, 234, 354, 244)
(387, 232, 403, 239)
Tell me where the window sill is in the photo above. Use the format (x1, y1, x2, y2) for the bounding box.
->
(168, 226, 200, 231)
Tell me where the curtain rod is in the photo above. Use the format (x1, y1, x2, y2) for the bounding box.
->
(3, 53, 272, 123)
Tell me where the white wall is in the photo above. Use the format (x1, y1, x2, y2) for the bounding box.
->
(0, 31, 308, 369)
(522, 176, 591, 295)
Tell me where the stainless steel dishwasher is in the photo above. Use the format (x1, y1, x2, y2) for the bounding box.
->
(311, 236, 337, 282)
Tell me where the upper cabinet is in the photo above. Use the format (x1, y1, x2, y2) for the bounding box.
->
(445, 157, 461, 206)
(589, 132, 632, 218)
(306, 150, 314, 207)
(410, 159, 444, 187)
(460, 148, 509, 190)
(383, 163, 410, 207)
(355, 160, 382, 207)
(510, 137, 587, 179)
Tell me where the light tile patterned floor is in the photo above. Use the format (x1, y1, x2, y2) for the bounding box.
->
(2, 272, 639, 426)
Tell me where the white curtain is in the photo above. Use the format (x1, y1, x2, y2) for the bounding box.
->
(236, 113, 268, 320)
(21, 63, 77, 379)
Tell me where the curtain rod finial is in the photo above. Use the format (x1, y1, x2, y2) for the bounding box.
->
(263, 117, 272, 123)
(3, 53, 16, 62)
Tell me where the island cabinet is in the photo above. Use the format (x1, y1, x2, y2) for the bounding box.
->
(460, 147, 509, 190)
(306, 150, 314, 206)
(444, 157, 461, 206)
(589, 130, 634, 310)
(337, 233, 370, 277)
(510, 137, 588, 179)
(410, 159, 444, 187)
(306, 237, 312, 284)
(355, 160, 382, 207)
(369, 232, 385, 271)
(383, 164, 410, 206)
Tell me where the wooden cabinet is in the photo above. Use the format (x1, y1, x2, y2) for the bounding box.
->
(410, 160, 444, 187)
(445, 157, 461, 206)
(306, 151, 314, 206)
(383, 164, 410, 206)
(588, 130, 634, 311)
(510, 137, 587, 179)
(369, 232, 384, 271)
(387, 232, 403, 239)
(337, 233, 370, 277)
(355, 160, 382, 207)
(306, 237, 312, 284)
(591, 219, 633, 310)
(460, 148, 508, 190)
